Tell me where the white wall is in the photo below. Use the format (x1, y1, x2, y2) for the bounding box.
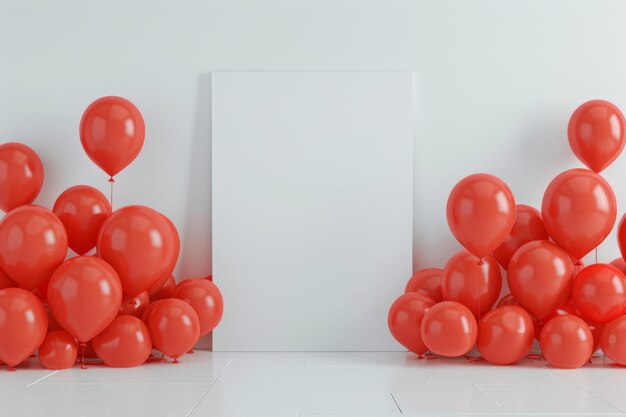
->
(3, 0, 626, 280)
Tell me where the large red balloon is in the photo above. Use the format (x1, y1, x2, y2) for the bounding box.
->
(79, 96, 145, 178)
(507, 240, 574, 320)
(47, 256, 122, 343)
(601, 316, 626, 365)
(421, 301, 477, 357)
(92, 315, 152, 367)
(0, 288, 47, 367)
(542, 169, 616, 262)
(540, 315, 593, 369)
(174, 278, 224, 337)
(572, 263, 626, 324)
(38, 330, 78, 370)
(0, 205, 68, 290)
(493, 205, 549, 269)
(53, 185, 111, 255)
(148, 299, 200, 360)
(0, 142, 44, 213)
(119, 291, 150, 318)
(568, 100, 626, 173)
(387, 292, 435, 355)
(477, 305, 534, 365)
(97, 206, 180, 297)
(441, 251, 501, 319)
(404, 268, 443, 302)
(446, 173, 516, 259)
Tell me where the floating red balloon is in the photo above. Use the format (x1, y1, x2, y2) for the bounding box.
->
(97, 205, 180, 297)
(119, 291, 150, 318)
(47, 256, 122, 343)
(0, 142, 44, 213)
(404, 268, 443, 302)
(507, 240, 574, 320)
(493, 205, 549, 269)
(387, 292, 435, 355)
(39, 330, 78, 370)
(92, 315, 152, 367)
(477, 305, 534, 365)
(542, 169, 616, 262)
(568, 100, 626, 173)
(0, 288, 47, 367)
(0, 205, 68, 290)
(572, 263, 626, 324)
(53, 185, 111, 255)
(80, 96, 145, 179)
(540, 315, 592, 369)
(174, 279, 224, 337)
(441, 251, 501, 319)
(421, 301, 477, 357)
(446, 173, 516, 259)
(601, 316, 626, 365)
(148, 299, 200, 360)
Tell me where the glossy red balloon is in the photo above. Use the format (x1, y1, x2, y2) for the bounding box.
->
(442, 251, 501, 319)
(446, 173, 516, 259)
(387, 292, 436, 355)
(540, 315, 593, 369)
(0, 288, 47, 367)
(174, 279, 224, 337)
(97, 205, 180, 297)
(141, 299, 166, 326)
(493, 205, 549, 269)
(0, 205, 68, 290)
(148, 299, 200, 360)
(92, 315, 152, 367)
(0, 142, 44, 213)
(119, 291, 150, 318)
(421, 301, 477, 357)
(477, 305, 534, 365)
(507, 240, 574, 320)
(38, 330, 78, 370)
(542, 169, 616, 262)
(148, 274, 176, 300)
(601, 316, 626, 365)
(53, 185, 111, 255)
(404, 268, 443, 302)
(572, 263, 626, 324)
(80, 96, 145, 178)
(0, 268, 16, 290)
(47, 256, 122, 343)
(568, 100, 626, 173)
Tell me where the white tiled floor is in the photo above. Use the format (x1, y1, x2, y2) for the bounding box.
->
(2, 351, 626, 417)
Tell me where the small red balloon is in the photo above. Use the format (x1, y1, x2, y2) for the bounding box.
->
(119, 291, 150, 318)
(404, 268, 443, 302)
(572, 263, 626, 324)
(39, 330, 78, 370)
(174, 279, 224, 337)
(477, 305, 534, 365)
(540, 315, 593, 369)
(493, 205, 549, 269)
(421, 301, 477, 357)
(92, 315, 152, 368)
(0, 142, 44, 213)
(387, 292, 436, 355)
(148, 299, 200, 360)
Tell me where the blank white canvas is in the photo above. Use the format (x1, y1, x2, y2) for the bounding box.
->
(212, 72, 414, 351)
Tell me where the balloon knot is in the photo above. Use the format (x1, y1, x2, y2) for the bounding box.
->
(80, 343, 87, 347)
(187, 349, 194, 354)
(575, 260, 582, 266)
(173, 358, 180, 364)
(7, 367, 15, 372)
(108, 177, 115, 183)
(477, 259, 484, 266)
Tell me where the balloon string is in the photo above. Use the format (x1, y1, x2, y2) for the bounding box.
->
(80, 343, 87, 369)
(108, 177, 115, 210)
(595, 248, 598, 264)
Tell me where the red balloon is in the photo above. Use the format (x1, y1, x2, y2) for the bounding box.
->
(615, 216, 626, 265)
(568, 100, 626, 173)
(532, 298, 577, 341)
(0, 288, 47, 367)
(493, 205, 549, 269)
(53, 185, 111, 255)
(148, 299, 200, 360)
(572, 263, 626, 324)
(148, 274, 176, 300)
(0, 142, 44, 213)
(610, 257, 626, 274)
(38, 330, 78, 370)
(47, 256, 122, 343)
(387, 292, 436, 355)
(446, 173, 516, 259)
(421, 301, 477, 357)
(174, 279, 224, 337)
(0, 205, 68, 290)
(92, 316, 152, 367)
(507, 240, 574, 320)
(542, 169, 616, 262)
(119, 291, 150, 318)
(404, 268, 443, 302)
(540, 315, 593, 369)
(0, 268, 17, 290)
(589, 322, 605, 354)
(79, 96, 145, 178)
(477, 305, 534, 365)
(97, 206, 180, 297)
(141, 299, 165, 326)
(441, 251, 501, 319)
(601, 316, 626, 365)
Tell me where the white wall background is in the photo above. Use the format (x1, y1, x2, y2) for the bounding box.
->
(2, 0, 626, 281)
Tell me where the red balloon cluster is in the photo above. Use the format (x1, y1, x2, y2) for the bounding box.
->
(0, 96, 223, 371)
(389, 99, 626, 368)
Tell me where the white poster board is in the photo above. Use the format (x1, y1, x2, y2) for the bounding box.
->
(212, 72, 414, 350)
